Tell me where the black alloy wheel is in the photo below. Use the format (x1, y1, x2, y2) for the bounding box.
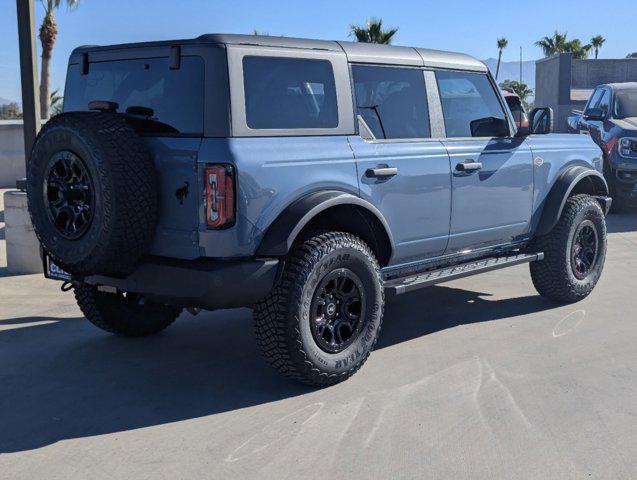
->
(310, 268, 366, 353)
(43, 150, 94, 240)
(570, 220, 599, 280)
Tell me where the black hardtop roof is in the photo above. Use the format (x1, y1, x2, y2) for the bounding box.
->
(72, 33, 487, 72)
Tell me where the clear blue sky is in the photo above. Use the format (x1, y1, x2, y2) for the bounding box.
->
(1, 0, 635, 102)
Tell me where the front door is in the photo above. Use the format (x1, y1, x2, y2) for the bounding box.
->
(348, 65, 452, 265)
(435, 70, 534, 252)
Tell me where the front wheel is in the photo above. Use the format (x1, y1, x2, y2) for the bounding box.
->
(253, 232, 384, 387)
(530, 194, 607, 303)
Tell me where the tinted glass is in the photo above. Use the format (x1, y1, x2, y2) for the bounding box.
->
(436, 71, 508, 138)
(614, 89, 637, 118)
(585, 88, 604, 113)
(352, 65, 430, 139)
(597, 89, 611, 114)
(243, 56, 338, 129)
(64, 56, 204, 134)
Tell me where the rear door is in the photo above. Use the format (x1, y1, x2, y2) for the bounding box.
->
(348, 65, 452, 264)
(64, 52, 208, 259)
(434, 70, 534, 252)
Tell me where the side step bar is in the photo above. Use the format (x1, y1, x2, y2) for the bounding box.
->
(384, 252, 544, 296)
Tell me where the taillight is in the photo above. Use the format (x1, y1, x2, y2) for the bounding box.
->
(204, 164, 235, 229)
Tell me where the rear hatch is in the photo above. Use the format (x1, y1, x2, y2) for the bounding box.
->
(63, 50, 207, 259)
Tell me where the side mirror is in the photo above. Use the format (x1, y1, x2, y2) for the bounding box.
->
(527, 107, 553, 135)
(584, 107, 605, 121)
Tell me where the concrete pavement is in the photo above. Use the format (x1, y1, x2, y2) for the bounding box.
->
(0, 200, 636, 479)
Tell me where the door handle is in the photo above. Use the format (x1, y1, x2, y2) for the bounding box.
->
(455, 161, 482, 172)
(366, 167, 398, 178)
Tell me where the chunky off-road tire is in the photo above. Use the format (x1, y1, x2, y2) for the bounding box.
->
(27, 112, 158, 276)
(529, 194, 607, 303)
(253, 232, 384, 387)
(74, 284, 182, 337)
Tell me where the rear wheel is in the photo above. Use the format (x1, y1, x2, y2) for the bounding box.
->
(74, 284, 182, 337)
(253, 231, 384, 386)
(530, 194, 607, 303)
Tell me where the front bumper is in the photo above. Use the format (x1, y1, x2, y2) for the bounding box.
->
(83, 256, 281, 311)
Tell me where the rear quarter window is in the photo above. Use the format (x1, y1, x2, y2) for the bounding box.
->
(63, 56, 204, 135)
(242, 56, 338, 130)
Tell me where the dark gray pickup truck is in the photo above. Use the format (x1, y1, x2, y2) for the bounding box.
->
(568, 83, 637, 210)
(27, 34, 610, 386)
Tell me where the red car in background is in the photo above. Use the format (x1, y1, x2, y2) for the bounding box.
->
(501, 88, 529, 129)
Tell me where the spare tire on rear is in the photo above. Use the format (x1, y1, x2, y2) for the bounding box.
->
(27, 112, 158, 276)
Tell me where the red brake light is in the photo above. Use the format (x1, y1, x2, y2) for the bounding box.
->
(204, 165, 235, 229)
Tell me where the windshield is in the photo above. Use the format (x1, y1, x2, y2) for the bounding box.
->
(613, 90, 637, 119)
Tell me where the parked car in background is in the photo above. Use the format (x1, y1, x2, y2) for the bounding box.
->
(569, 83, 637, 210)
(501, 88, 529, 129)
(26, 35, 610, 386)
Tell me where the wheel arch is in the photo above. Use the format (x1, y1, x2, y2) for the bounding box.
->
(256, 190, 395, 266)
(535, 166, 609, 236)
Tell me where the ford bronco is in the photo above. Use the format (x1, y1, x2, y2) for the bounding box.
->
(27, 34, 611, 386)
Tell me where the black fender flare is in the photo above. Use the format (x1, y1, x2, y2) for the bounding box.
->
(256, 190, 395, 258)
(535, 166, 609, 236)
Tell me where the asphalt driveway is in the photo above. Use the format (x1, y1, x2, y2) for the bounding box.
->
(1, 192, 635, 479)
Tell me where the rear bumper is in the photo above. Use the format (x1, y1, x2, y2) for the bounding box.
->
(84, 256, 281, 311)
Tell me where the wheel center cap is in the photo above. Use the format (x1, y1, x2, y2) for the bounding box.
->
(326, 303, 337, 316)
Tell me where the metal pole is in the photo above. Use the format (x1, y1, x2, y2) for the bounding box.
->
(16, 0, 41, 168)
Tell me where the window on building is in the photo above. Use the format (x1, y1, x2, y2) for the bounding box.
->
(243, 56, 338, 130)
(352, 65, 430, 139)
(435, 70, 508, 138)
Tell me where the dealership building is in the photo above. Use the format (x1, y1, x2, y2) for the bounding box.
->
(535, 53, 637, 132)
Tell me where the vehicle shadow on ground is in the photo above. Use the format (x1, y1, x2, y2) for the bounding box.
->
(606, 212, 637, 234)
(0, 285, 555, 454)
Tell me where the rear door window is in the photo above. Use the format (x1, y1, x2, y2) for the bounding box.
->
(242, 56, 338, 129)
(352, 65, 430, 139)
(435, 70, 508, 138)
(64, 56, 204, 135)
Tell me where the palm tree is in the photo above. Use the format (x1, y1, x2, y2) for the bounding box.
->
(350, 18, 398, 44)
(590, 35, 606, 59)
(38, 0, 81, 120)
(535, 31, 591, 59)
(565, 38, 592, 60)
(495, 37, 508, 80)
(500, 79, 534, 109)
(50, 88, 63, 116)
(535, 31, 568, 57)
